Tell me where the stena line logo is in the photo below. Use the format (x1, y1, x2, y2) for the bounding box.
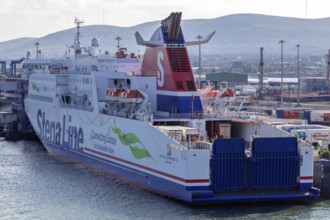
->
(37, 109, 84, 149)
(157, 50, 164, 87)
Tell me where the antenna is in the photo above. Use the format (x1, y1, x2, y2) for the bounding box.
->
(34, 42, 40, 59)
(74, 17, 84, 45)
(115, 36, 122, 52)
(68, 17, 71, 58)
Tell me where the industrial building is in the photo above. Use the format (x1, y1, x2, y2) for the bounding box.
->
(204, 72, 248, 87)
(300, 77, 327, 93)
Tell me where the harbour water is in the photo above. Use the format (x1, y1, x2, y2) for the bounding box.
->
(1, 139, 330, 220)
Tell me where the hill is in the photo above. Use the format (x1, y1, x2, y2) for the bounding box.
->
(1, 14, 330, 59)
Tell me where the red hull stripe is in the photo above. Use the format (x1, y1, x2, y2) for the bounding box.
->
(84, 148, 209, 184)
(300, 176, 313, 180)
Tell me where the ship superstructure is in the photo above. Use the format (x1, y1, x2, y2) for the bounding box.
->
(23, 14, 319, 204)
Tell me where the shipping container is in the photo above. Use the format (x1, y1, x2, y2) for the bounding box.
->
(290, 111, 299, 119)
(157, 126, 199, 143)
(284, 110, 291, 119)
(324, 113, 330, 124)
(276, 109, 284, 119)
(264, 110, 272, 115)
(306, 129, 330, 144)
(304, 110, 311, 122)
(310, 110, 330, 123)
(157, 126, 183, 142)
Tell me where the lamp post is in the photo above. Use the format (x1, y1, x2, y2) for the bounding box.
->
(279, 40, 285, 106)
(196, 35, 203, 89)
(327, 50, 330, 95)
(296, 44, 301, 106)
(34, 42, 39, 59)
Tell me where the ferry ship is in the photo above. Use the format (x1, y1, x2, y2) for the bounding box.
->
(23, 13, 319, 204)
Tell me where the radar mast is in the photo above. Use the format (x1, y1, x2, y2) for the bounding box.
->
(72, 17, 85, 58)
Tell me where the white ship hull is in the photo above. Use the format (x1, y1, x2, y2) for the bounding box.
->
(25, 97, 211, 202)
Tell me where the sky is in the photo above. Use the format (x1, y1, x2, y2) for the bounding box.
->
(0, 0, 330, 42)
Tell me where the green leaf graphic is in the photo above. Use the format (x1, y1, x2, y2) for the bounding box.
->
(111, 125, 153, 161)
(31, 82, 40, 92)
(112, 126, 144, 146)
(129, 145, 152, 159)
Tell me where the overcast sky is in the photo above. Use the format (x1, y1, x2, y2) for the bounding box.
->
(0, 0, 329, 42)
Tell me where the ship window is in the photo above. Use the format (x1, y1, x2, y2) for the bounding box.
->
(126, 79, 131, 86)
(62, 95, 71, 104)
(92, 65, 97, 71)
(186, 81, 195, 91)
(176, 81, 184, 90)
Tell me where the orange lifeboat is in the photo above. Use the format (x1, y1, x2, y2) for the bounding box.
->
(105, 88, 126, 101)
(122, 89, 145, 103)
(113, 88, 126, 96)
(105, 88, 145, 103)
(207, 88, 218, 97)
(220, 88, 235, 97)
(106, 89, 114, 96)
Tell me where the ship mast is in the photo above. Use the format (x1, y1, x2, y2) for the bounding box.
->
(72, 17, 85, 58)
